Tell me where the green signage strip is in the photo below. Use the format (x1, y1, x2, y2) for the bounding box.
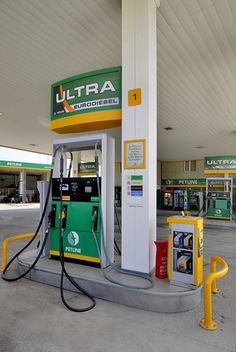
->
(0, 160, 51, 170)
(162, 178, 236, 187)
(78, 162, 96, 174)
(204, 156, 236, 170)
(131, 175, 143, 181)
(91, 197, 99, 202)
(51, 67, 122, 121)
(162, 179, 206, 186)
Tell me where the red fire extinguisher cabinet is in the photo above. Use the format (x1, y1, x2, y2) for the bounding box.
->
(154, 240, 168, 279)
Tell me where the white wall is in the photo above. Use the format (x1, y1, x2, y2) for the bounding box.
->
(161, 160, 205, 179)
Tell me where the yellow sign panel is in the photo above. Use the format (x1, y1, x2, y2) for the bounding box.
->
(50, 110, 121, 134)
(124, 139, 146, 169)
(62, 196, 70, 201)
(128, 88, 142, 106)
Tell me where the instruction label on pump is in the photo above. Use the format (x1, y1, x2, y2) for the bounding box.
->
(124, 139, 146, 169)
(126, 175, 144, 207)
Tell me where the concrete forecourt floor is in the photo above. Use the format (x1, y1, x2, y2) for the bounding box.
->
(0, 204, 235, 352)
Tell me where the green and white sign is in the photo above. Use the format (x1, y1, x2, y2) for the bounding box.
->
(204, 156, 236, 170)
(50, 67, 122, 134)
(78, 162, 96, 174)
(51, 67, 121, 121)
(0, 160, 51, 170)
(162, 178, 236, 187)
(162, 179, 206, 186)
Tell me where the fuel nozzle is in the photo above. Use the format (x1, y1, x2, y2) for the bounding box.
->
(91, 206, 98, 233)
(61, 205, 67, 229)
(49, 204, 57, 228)
(47, 211, 52, 228)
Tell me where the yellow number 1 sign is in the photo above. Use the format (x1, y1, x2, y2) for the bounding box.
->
(128, 88, 142, 106)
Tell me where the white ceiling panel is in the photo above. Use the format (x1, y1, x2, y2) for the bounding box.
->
(157, 0, 236, 160)
(0, 0, 236, 161)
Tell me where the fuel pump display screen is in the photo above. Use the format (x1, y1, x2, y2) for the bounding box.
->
(207, 190, 231, 219)
(52, 177, 100, 202)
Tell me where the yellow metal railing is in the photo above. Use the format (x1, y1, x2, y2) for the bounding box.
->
(1, 233, 38, 272)
(199, 256, 229, 331)
(181, 211, 192, 217)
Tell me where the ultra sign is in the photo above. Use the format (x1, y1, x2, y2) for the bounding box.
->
(204, 156, 236, 170)
(50, 67, 122, 134)
(78, 162, 96, 174)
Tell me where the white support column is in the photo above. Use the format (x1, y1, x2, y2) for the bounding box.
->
(19, 169, 26, 203)
(121, 0, 158, 274)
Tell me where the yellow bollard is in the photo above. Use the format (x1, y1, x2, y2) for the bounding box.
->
(211, 257, 220, 294)
(1, 233, 38, 272)
(199, 256, 228, 331)
(181, 211, 192, 217)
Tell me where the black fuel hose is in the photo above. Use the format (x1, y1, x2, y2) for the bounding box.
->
(67, 152, 73, 178)
(1, 146, 59, 281)
(114, 203, 121, 255)
(2, 147, 96, 312)
(58, 153, 96, 312)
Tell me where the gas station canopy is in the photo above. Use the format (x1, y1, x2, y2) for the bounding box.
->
(0, 0, 236, 159)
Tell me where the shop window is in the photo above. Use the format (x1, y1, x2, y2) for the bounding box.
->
(184, 160, 196, 172)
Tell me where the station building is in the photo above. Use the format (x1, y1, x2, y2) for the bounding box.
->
(0, 146, 51, 203)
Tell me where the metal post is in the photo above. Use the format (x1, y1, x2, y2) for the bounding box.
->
(19, 170, 26, 203)
(1, 233, 36, 272)
(37, 181, 51, 257)
(199, 256, 228, 331)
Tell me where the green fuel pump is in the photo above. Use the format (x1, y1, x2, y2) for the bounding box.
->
(206, 178, 233, 220)
(207, 191, 231, 219)
(50, 143, 154, 290)
(49, 177, 102, 265)
(2, 133, 153, 314)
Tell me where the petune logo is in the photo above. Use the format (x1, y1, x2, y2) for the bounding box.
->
(67, 231, 79, 246)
